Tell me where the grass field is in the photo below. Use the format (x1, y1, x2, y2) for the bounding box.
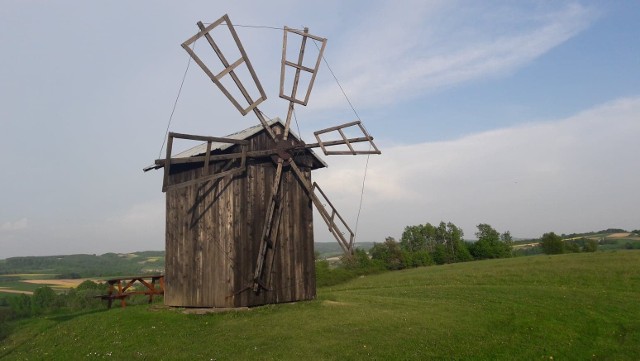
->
(1, 251, 639, 360)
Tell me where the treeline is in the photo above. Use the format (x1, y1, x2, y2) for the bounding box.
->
(561, 228, 632, 238)
(314, 222, 626, 287)
(315, 222, 513, 287)
(370, 222, 513, 270)
(540, 232, 599, 254)
(0, 252, 164, 278)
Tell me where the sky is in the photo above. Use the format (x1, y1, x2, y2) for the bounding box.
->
(1, 1, 638, 258)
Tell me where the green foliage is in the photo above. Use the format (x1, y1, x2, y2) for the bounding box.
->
(565, 240, 581, 253)
(399, 221, 473, 266)
(31, 287, 58, 315)
(315, 249, 384, 288)
(564, 237, 599, 253)
(403, 250, 434, 268)
(583, 239, 598, 252)
(8, 294, 31, 318)
(370, 237, 406, 270)
(541, 232, 565, 254)
(468, 224, 513, 259)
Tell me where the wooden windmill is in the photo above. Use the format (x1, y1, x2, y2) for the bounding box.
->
(145, 14, 380, 308)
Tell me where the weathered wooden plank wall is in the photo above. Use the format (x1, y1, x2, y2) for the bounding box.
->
(164, 129, 316, 308)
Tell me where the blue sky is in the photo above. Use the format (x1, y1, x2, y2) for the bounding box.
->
(1, 1, 638, 257)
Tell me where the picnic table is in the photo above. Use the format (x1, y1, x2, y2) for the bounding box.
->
(98, 275, 164, 308)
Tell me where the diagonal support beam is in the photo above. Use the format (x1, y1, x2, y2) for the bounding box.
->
(288, 161, 354, 254)
(252, 159, 285, 292)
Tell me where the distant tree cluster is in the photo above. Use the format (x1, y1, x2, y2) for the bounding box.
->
(368, 222, 512, 271)
(540, 232, 599, 255)
(2, 281, 108, 321)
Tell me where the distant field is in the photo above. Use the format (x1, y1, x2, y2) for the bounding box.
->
(0, 288, 32, 295)
(1, 251, 639, 360)
(20, 278, 101, 288)
(0, 275, 106, 295)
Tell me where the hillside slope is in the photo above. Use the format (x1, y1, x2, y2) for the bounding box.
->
(1, 251, 639, 360)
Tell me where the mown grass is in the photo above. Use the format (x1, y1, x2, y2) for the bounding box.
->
(1, 251, 639, 360)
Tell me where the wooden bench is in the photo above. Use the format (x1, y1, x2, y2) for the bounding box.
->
(98, 275, 164, 308)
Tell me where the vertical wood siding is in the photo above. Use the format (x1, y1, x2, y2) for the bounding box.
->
(165, 130, 316, 308)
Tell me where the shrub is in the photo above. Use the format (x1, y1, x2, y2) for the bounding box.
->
(469, 224, 512, 260)
(565, 241, 581, 253)
(8, 294, 31, 318)
(31, 286, 58, 315)
(370, 238, 406, 270)
(583, 239, 598, 252)
(540, 232, 564, 254)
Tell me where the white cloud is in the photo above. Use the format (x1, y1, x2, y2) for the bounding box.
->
(0, 218, 28, 232)
(313, 96, 640, 242)
(311, 1, 597, 110)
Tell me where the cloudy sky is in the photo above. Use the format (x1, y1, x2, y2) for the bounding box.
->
(1, 1, 638, 258)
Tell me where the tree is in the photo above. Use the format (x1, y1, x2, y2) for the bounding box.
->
(8, 294, 32, 318)
(583, 239, 598, 252)
(445, 222, 472, 262)
(370, 237, 406, 270)
(565, 240, 581, 253)
(400, 225, 427, 252)
(400, 223, 439, 253)
(341, 248, 379, 271)
(400, 221, 471, 264)
(32, 286, 58, 314)
(469, 224, 512, 259)
(540, 232, 564, 254)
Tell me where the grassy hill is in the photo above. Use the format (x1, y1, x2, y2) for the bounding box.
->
(0, 251, 165, 278)
(1, 251, 639, 360)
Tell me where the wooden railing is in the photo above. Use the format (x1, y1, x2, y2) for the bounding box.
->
(98, 275, 164, 308)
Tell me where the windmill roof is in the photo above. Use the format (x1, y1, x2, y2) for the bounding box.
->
(144, 118, 327, 171)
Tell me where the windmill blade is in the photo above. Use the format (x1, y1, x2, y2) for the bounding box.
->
(182, 14, 276, 141)
(288, 161, 355, 254)
(252, 159, 285, 292)
(162, 132, 248, 192)
(308, 121, 382, 156)
(279, 27, 327, 141)
(279, 27, 327, 107)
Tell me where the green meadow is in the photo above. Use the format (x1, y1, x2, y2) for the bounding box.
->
(1, 251, 639, 360)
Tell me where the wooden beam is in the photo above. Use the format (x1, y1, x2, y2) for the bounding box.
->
(164, 166, 245, 192)
(154, 148, 274, 167)
(288, 162, 354, 254)
(279, 27, 327, 107)
(215, 57, 244, 80)
(252, 159, 284, 292)
(168, 132, 249, 144)
(312, 121, 382, 156)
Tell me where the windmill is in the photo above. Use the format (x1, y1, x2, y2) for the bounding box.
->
(146, 14, 380, 308)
